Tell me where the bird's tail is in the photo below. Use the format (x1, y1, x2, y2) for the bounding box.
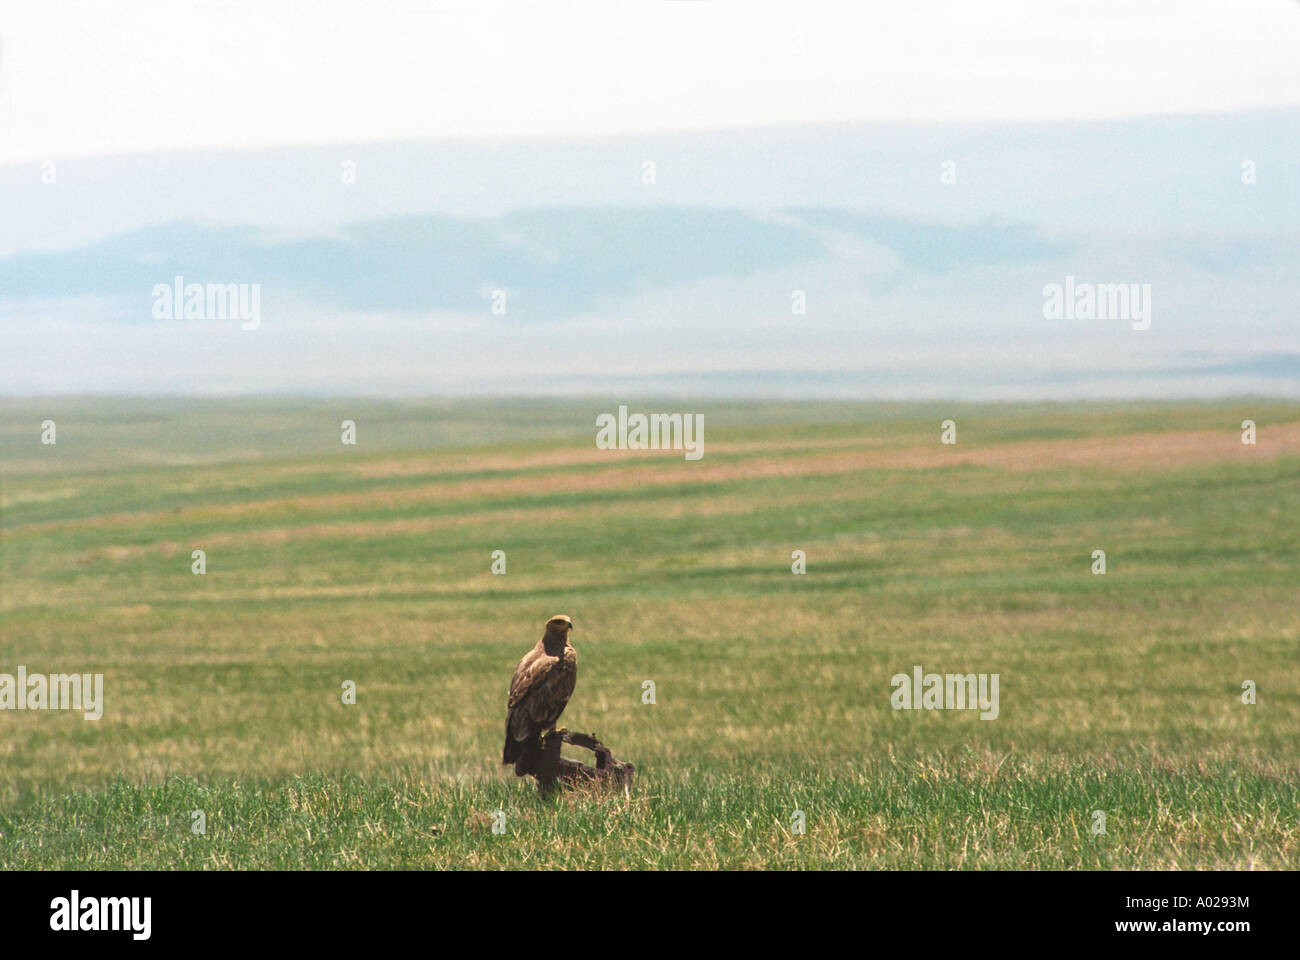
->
(513, 737, 541, 777)
(503, 718, 542, 777)
(503, 716, 540, 777)
(502, 715, 521, 764)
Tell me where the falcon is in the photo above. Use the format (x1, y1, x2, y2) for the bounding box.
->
(502, 614, 577, 776)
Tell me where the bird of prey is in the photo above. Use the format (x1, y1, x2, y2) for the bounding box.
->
(502, 614, 577, 776)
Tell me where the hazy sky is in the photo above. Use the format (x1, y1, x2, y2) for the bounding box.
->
(3, 0, 1299, 164)
(0, 3, 1296, 399)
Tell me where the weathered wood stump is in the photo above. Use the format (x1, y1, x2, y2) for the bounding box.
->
(534, 729, 635, 797)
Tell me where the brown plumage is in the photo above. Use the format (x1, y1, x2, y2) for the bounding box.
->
(502, 614, 577, 776)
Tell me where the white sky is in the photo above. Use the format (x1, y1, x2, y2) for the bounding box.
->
(2, 0, 1299, 165)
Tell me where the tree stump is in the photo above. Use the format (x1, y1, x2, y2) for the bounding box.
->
(534, 730, 635, 797)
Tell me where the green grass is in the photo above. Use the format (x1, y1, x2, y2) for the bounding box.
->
(4, 761, 1294, 869)
(1, 397, 1298, 869)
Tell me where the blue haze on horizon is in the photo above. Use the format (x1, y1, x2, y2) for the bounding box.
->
(1, 111, 1296, 399)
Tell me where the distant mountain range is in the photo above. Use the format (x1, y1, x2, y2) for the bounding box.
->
(0, 111, 1295, 397)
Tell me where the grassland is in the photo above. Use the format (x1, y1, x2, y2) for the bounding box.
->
(1, 397, 1298, 869)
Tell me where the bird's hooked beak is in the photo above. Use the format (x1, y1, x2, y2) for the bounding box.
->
(546, 614, 573, 636)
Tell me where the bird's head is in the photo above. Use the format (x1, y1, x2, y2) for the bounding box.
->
(545, 614, 573, 638)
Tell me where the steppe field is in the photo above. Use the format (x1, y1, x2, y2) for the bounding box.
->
(1, 397, 1297, 869)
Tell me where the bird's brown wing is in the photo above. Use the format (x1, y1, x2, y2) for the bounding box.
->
(508, 643, 553, 709)
(506, 643, 576, 742)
